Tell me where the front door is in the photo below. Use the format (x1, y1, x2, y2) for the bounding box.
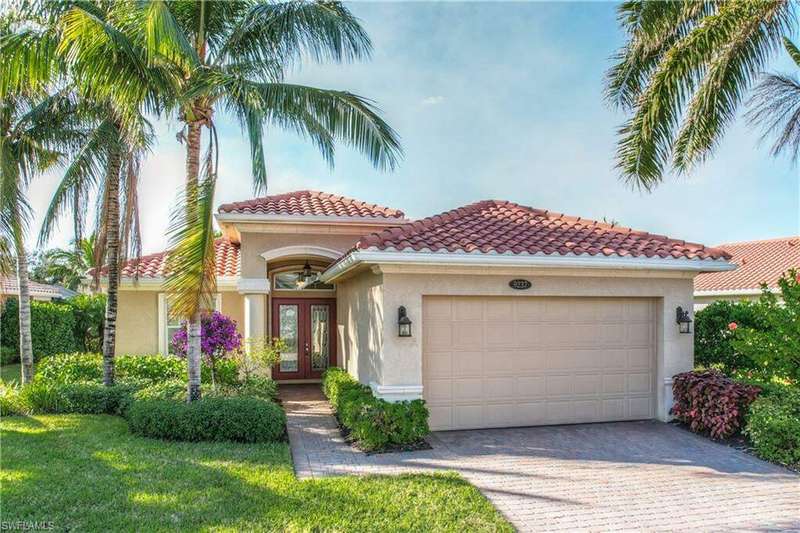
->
(271, 298, 336, 380)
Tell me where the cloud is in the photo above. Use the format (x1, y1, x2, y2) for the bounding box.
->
(421, 95, 445, 106)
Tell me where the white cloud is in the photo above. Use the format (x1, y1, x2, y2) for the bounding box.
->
(421, 95, 445, 106)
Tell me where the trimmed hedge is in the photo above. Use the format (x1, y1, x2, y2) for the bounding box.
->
(323, 368, 429, 451)
(745, 387, 800, 467)
(35, 353, 238, 386)
(672, 370, 761, 439)
(127, 397, 285, 443)
(694, 300, 767, 372)
(0, 299, 77, 358)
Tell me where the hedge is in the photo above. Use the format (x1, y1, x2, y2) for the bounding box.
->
(694, 300, 766, 372)
(35, 353, 239, 386)
(322, 368, 429, 451)
(671, 370, 761, 439)
(127, 396, 286, 443)
(745, 387, 800, 467)
(2, 382, 137, 416)
(0, 299, 77, 358)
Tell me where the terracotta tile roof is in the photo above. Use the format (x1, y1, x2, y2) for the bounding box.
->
(110, 239, 240, 279)
(354, 200, 731, 261)
(217, 190, 405, 219)
(0, 277, 76, 299)
(694, 236, 800, 292)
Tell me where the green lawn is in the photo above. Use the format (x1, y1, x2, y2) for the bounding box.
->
(1, 364, 21, 385)
(1, 415, 512, 532)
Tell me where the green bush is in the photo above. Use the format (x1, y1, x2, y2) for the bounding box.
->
(0, 387, 26, 416)
(132, 380, 187, 402)
(127, 396, 286, 443)
(203, 358, 239, 386)
(116, 355, 185, 383)
(0, 299, 77, 358)
(228, 375, 278, 401)
(745, 387, 800, 467)
(12, 381, 137, 416)
(36, 353, 103, 383)
(694, 300, 767, 372)
(0, 346, 18, 365)
(65, 294, 106, 352)
(322, 368, 429, 451)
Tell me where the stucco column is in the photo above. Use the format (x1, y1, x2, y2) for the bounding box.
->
(243, 293, 266, 351)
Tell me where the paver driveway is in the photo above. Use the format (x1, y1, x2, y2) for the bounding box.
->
(282, 385, 800, 532)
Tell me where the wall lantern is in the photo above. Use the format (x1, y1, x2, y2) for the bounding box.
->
(398, 306, 412, 337)
(300, 260, 313, 282)
(676, 306, 692, 334)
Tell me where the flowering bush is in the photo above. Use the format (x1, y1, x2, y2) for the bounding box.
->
(693, 300, 767, 372)
(171, 311, 242, 387)
(671, 370, 761, 439)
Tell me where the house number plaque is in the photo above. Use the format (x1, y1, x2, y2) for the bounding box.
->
(508, 279, 532, 290)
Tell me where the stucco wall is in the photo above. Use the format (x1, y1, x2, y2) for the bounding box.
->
(239, 232, 361, 278)
(116, 291, 159, 355)
(220, 292, 245, 333)
(347, 266, 696, 421)
(694, 293, 759, 311)
(336, 270, 384, 385)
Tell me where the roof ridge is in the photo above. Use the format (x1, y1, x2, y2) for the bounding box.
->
(714, 235, 800, 247)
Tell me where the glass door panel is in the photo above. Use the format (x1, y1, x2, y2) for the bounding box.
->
(278, 304, 299, 373)
(310, 305, 330, 372)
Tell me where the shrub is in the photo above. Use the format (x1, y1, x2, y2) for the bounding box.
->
(1, 346, 18, 366)
(14, 382, 137, 415)
(116, 355, 185, 384)
(36, 353, 103, 383)
(322, 368, 429, 451)
(0, 299, 77, 357)
(171, 311, 242, 387)
(132, 380, 187, 402)
(732, 270, 800, 382)
(204, 358, 239, 386)
(65, 294, 106, 352)
(127, 396, 285, 443)
(694, 300, 767, 372)
(745, 388, 800, 467)
(0, 387, 26, 416)
(227, 376, 278, 401)
(671, 370, 761, 439)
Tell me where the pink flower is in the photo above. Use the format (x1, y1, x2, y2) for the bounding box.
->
(728, 322, 738, 331)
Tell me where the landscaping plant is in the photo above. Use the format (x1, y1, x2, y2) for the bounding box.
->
(171, 311, 242, 389)
(671, 370, 761, 439)
(694, 300, 767, 373)
(745, 387, 800, 467)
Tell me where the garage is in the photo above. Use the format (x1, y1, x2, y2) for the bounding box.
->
(423, 296, 656, 431)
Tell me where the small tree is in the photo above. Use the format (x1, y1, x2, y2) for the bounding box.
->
(171, 311, 242, 390)
(732, 269, 800, 383)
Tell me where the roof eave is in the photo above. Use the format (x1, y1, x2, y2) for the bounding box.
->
(320, 249, 736, 283)
(215, 212, 409, 226)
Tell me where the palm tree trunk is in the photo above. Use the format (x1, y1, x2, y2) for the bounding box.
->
(14, 232, 34, 385)
(185, 120, 203, 402)
(102, 144, 122, 386)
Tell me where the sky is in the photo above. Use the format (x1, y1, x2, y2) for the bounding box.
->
(27, 1, 800, 256)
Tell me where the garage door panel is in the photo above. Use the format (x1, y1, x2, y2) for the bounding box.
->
(423, 296, 656, 431)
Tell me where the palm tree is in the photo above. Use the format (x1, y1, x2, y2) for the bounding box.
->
(2, 1, 168, 386)
(0, 93, 82, 384)
(31, 235, 97, 291)
(605, 1, 797, 190)
(747, 38, 800, 163)
(140, 0, 403, 401)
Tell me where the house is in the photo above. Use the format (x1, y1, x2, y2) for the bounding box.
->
(108, 190, 734, 431)
(693, 236, 800, 310)
(0, 276, 77, 303)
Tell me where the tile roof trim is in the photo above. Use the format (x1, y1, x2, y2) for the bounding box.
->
(321, 248, 736, 283)
(694, 287, 779, 296)
(215, 212, 410, 225)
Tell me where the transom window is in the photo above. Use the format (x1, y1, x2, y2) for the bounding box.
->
(273, 271, 334, 291)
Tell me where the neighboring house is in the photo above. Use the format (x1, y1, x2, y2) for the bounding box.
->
(0, 276, 77, 303)
(104, 189, 734, 431)
(694, 236, 800, 310)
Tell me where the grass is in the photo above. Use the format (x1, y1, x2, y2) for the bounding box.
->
(1, 363, 21, 385)
(1, 415, 513, 532)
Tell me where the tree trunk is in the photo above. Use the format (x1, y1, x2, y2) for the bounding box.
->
(185, 121, 203, 402)
(102, 144, 122, 387)
(14, 232, 34, 385)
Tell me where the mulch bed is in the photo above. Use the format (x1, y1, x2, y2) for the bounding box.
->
(669, 421, 799, 474)
(332, 414, 432, 456)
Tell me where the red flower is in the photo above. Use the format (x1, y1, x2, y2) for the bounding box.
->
(728, 322, 738, 331)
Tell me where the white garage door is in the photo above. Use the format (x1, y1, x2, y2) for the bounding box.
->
(423, 296, 656, 431)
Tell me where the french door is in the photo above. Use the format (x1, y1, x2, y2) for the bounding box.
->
(271, 298, 336, 380)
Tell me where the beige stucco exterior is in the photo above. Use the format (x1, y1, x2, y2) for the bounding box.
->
(116, 291, 159, 354)
(335, 265, 697, 422)
(694, 292, 760, 310)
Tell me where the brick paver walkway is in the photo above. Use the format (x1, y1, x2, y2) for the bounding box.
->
(280, 384, 800, 532)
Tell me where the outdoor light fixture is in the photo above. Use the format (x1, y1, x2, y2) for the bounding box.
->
(676, 306, 692, 334)
(398, 306, 412, 337)
(300, 260, 313, 282)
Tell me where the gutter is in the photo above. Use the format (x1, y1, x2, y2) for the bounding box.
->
(694, 287, 777, 297)
(320, 249, 736, 283)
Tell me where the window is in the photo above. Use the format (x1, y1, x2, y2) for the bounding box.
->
(158, 293, 221, 355)
(273, 271, 334, 291)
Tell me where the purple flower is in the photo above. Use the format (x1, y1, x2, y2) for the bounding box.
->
(171, 311, 242, 364)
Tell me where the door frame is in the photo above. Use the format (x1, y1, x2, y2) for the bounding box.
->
(271, 297, 337, 380)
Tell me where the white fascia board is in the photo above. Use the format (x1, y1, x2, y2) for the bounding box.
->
(112, 276, 239, 290)
(215, 212, 408, 226)
(694, 287, 777, 297)
(321, 249, 736, 282)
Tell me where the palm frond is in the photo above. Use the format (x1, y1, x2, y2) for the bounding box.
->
(784, 37, 800, 67)
(747, 72, 800, 163)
